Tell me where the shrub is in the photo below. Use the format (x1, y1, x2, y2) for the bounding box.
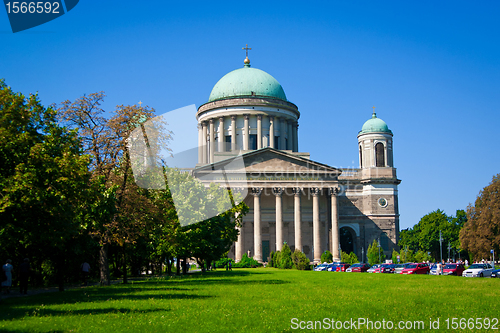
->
(321, 250, 333, 263)
(274, 251, 281, 268)
(278, 244, 293, 269)
(292, 249, 310, 270)
(233, 254, 262, 268)
(341, 251, 359, 265)
(269, 251, 275, 267)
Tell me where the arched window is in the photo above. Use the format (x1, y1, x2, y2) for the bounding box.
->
(375, 142, 385, 167)
(359, 145, 363, 168)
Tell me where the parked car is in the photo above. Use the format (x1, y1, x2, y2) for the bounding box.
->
(350, 263, 370, 272)
(443, 263, 465, 276)
(462, 263, 495, 277)
(400, 263, 430, 275)
(491, 268, 500, 278)
(429, 264, 439, 275)
(314, 264, 328, 271)
(367, 264, 381, 273)
(325, 263, 337, 272)
(382, 264, 396, 273)
(336, 263, 351, 272)
(372, 263, 392, 273)
(394, 263, 411, 274)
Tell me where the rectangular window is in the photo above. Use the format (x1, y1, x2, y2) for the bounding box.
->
(274, 136, 280, 149)
(249, 134, 257, 150)
(225, 136, 231, 151)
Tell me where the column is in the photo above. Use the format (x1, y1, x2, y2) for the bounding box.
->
(231, 115, 236, 151)
(244, 114, 249, 151)
(273, 187, 284, 252)
(218, 116, 224, 153)
(287, 120, 293, 150)
(269, 116, 275, 149)
(293, 122, 299, 152)
(252, 187, 263, 262)
(293, 187, 302, 252)
(257, 115, 262, 149)
(329, 187, 340, 262)
(202, 121, 207, 164)
(209, 119, 215, 163)
(197, 123, 202, 164)
(312, 187, 321, 264)
(280, 117, 286, 151)
(235, 219, 243, 262)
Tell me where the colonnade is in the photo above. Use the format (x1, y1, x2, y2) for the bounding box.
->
(234, 187, 340, 264)
(198, 114, 299, 164)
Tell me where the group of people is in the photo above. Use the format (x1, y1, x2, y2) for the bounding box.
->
(2, 258, 31, 295)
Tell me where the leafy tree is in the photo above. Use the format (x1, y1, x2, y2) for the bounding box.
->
(292, 249, 310, 270)
(414, 250, 432, 263)
(56, 93, 172, 284)
(341, 251, 359, 265)
(399, 209, 466, 261)
(0, 79, 91, 290)
(321, 250, 333, 263)
(278, 243, 293, 269)
(460, 174, 500, 260)
(367, 239, 384, 265)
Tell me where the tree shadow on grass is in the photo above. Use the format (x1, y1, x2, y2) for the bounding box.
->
(0, 289, 211, 321)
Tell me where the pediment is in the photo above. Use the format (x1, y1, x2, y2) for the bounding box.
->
(194, 148, 340, 178)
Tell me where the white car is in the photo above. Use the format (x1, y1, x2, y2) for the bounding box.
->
(314, 264, 328, 271)
(462, 263, 495, 277)
(367, 264, 381, 273)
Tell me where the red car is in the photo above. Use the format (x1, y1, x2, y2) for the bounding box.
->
(350, 263, 370, 272)
(443, 263, 465, 276)
(336, 263, 350, 272)
(400, 263, 430, 275)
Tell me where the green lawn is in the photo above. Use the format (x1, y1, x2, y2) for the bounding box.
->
(1, 268, 499, 332)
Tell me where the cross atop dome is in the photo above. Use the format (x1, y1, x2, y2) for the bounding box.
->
(242, 44, 251, 66)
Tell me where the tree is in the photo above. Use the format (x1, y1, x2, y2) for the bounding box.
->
(460, 174, 500, 260)
(341, 251, 358, 265)
(0, 79, 91, 290)
(320, 250, 333, 263)
(399, 209, 466, 261)
(367, 239, 384, 265)
(56, 93, 171, 284)
(292, 250, 310, 270)
(278, 243, 293, 269)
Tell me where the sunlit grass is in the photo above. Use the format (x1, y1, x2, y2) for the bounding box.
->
(0, 268, 499, 332)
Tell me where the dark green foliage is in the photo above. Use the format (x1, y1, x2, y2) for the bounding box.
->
(400, 209, 467, 261)
(320, 250, 333, 263)
(233, 254, 261, 268)
(341, 251, 359, 265)
(269, 251, 275, 267)
(278, 243, 293, 269)
(291, 249, 310, 270)
(367, 239, 384, 265)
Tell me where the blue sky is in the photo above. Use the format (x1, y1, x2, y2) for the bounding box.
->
(2, 1, 499, 230)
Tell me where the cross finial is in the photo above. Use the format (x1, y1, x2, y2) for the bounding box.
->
(372, 105, 376, 118)
(243, 44, 251, 65)
(242, 44, 251, 58)
(138, 101, 142, 108)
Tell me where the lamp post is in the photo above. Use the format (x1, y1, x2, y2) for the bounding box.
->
(439, 230, 443, 263)
(378, 237, 381, 264)
(447, 242, 451, 262)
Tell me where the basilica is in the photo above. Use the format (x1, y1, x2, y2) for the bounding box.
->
(192, 53, 400, 264)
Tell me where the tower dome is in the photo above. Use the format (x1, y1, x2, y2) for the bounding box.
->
(359, 112, 392, 135)
(208, 63, 287, 102)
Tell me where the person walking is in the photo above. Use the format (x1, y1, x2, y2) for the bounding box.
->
(2, 259, 13, 294)
(81, 262, 90, 286)
(19, 258, 31, 295)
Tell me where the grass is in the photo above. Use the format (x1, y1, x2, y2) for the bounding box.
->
(0, 268, 499, 332)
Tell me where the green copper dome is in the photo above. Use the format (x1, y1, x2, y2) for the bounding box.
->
(359, 112, 392, 135)
(208, 63, 287, 102)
